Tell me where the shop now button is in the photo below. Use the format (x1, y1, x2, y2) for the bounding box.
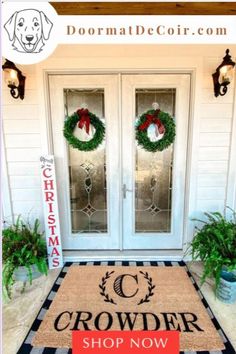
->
(72, 331, 179, 354)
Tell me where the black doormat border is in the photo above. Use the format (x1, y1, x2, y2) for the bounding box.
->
(16, 261, 235, 354)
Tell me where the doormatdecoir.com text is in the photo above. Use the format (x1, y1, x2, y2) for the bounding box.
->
(66, 24, 227, 37)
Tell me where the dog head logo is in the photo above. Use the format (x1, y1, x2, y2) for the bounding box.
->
(4, 9, 53, 53)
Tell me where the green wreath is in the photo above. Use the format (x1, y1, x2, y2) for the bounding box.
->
(63, 108, 105, 151)
(136, 109, 176, 152)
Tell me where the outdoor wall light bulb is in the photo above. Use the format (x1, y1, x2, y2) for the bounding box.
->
(212, 49, 235, 97)
(2, 59, 26, 100)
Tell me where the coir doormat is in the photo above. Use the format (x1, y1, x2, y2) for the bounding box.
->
(17, 261, 235, 354)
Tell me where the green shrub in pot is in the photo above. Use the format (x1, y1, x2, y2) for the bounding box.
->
(2, 216, 48, 299)
(188, 210, 236, 295)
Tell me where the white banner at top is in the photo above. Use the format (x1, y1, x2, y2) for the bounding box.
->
(61, 16, 236, 44)
(2, 1, 236, 65)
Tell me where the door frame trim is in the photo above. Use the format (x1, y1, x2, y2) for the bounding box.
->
(62, 250, 188, 262)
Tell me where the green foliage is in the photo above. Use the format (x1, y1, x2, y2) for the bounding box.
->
(2, 216, 48, 299)
(188, 209, 236, 291)
(63, 111, 105, 151)
(136, 110, 176, 152)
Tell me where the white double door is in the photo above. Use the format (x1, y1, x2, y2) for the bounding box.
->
(49, 73, 190, 251)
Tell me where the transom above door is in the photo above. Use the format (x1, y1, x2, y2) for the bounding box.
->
(49, 73, 190, 250)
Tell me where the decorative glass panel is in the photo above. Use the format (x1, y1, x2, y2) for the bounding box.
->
(64, 89, 107, 234)
(135, 89, 176, 233)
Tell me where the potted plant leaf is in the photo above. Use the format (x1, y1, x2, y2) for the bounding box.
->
(2, 216, 48, 299)
(188, 209, 236, 303)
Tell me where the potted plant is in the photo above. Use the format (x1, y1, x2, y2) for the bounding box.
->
(2, 216, 48, 299)
(188, 209, 236, 303)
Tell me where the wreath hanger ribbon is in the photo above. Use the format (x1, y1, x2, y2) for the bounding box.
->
(138, 109, 165, 135)
(77, 108, 91, 134)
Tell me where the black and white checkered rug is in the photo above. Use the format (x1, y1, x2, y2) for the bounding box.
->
(17, 261, 235, 354)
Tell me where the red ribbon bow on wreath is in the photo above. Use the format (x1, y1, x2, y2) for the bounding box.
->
(138, 109, 165, 135)
(77, 108, 91, 134)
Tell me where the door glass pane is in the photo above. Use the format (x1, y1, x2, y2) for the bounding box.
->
(135, 89, 176, 233)
(64, 89, 107, 234)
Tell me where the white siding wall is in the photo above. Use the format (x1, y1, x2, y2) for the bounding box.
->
(2, 65, 42, 223)
(197, 56, 234, 213)
(2, 44, 236, 238)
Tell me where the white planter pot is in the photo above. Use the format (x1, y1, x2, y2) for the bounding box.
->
(14, 264, 42, 282)
(216, 268, 236, 304)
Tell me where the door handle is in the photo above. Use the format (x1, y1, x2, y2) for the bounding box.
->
(122, 184, 133, 199)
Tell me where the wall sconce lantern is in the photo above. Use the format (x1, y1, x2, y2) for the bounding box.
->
(212, 49, 235, 97)
(2, 59, 26, 100)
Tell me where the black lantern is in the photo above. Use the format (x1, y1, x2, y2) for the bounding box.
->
(212, 49, 235, 97)
(2, 59, 26, 100)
